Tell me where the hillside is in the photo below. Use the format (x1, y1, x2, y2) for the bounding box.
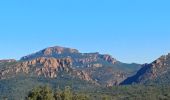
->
(121, 53, 170, 85)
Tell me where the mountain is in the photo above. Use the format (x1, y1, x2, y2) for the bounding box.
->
(0, 46, 141, 86)
(121, 53, 170, 85)
(1, 45, 170, 100)
(21, 46, 140, 72)
(0, 46, 142, 99)
(21, 46, 118, 68)
(22, 46, 142, 84)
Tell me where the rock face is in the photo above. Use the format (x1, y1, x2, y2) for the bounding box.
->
(0, 57, 73, 79)
(0, 57, 124, 86)
(0, 57, 96, 83)
(100, 54, 117, 64)
(121, 53, 170, 85)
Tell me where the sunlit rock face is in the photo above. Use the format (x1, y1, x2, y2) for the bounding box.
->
(0, 57, 73, 79)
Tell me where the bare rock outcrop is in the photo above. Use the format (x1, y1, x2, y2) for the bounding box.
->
(100, 54, 117, 64)
(0, 57, 73, 79)
(0, 57, 96, 83)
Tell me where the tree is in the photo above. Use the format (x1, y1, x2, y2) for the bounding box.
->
(54, 88, 62, 100)
(27, 86, 55, 100)
(27, 86, 90, 100)
(61, 86, 72, 100)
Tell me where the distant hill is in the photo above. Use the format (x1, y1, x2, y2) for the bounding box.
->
(121, 53, 170, 85)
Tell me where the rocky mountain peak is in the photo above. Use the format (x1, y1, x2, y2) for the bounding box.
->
(42, 46, 79, 56)
(21, 46, 79, 60)
(149, 53, 170, 72)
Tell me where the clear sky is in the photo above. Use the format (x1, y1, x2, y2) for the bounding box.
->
(0, 0, 170, 64)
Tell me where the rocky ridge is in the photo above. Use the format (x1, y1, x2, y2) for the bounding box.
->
(121, 53, 170, 84)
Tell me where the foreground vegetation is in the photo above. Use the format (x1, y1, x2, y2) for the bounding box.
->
(111, 85, 170, 100)
(27, 86, 90, 100)
(25, 84, 170, 100)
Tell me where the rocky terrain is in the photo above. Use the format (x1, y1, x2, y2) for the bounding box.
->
(21, 46, 117, 68)
(0, 46, 141, 86)
(0, 57, 73, 79)
(121, 53, 170, 85)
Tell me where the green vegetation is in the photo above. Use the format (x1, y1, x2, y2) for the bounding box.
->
(1, 75, 170, 100)
(26, 86, 89, 100)
(27, 86, 54, 100)
(25, 85, 170, 100)
(1, 52, 170, 100)
(110, 85, 170, 100)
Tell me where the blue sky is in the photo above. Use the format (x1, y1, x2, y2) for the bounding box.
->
(0, 0, 170, 64)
